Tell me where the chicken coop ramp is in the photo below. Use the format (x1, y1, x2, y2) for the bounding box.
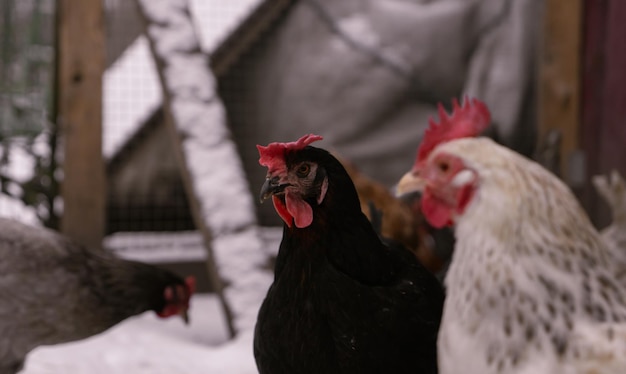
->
(134, 0, 273, 337)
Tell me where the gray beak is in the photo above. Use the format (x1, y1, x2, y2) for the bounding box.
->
(259, 176, 289, 203)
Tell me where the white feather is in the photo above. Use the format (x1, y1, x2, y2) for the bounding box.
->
(430, 137, 626, 374)
(451, 169, 474, 187)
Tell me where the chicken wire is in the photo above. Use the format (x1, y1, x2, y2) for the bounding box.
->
(0, 0, 57, 227)
(0, 0, 551, 372)
(103, 0, 263, 235)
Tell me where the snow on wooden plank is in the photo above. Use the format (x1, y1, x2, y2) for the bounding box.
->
(103, 1, 263, 160)
(135, 0, 272, 335)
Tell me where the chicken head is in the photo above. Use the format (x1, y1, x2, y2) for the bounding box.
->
(156, 275, 196, 324)
(257, 134, 329, 228)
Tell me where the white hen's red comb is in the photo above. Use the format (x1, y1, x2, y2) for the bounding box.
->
(416, 97, 491, 165)
(257, 134, 323, 174)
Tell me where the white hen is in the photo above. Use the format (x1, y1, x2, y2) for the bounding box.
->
(398, 98, 626, 374)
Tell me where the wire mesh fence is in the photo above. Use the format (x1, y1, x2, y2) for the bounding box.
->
(0, 0, 58, 228)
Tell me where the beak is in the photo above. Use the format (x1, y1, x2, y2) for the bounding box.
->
(260, 176, 289, 203)
(180, 309, 190, 325)
(396, 170, 427, 197)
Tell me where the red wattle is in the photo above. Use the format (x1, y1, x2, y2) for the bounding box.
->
(272, 195, 293, 227)
(421, 190, 453, 228)
(286, 192, 313, 228)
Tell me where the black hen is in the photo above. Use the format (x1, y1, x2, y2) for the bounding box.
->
(0, 218, 195, 373)
(254, 135, 444, 374)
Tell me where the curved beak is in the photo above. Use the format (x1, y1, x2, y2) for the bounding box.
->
(396, 171, 426, 197)
(260, 176, 289, 203)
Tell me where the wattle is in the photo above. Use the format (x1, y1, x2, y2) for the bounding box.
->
(272, 196, 293, 227)
(286, 192, 313, 228)
(421, 190, 453, 228)
(272, 193, 314, 228)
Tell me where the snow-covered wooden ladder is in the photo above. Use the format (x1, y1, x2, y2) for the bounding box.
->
(134, 0, 273, 337)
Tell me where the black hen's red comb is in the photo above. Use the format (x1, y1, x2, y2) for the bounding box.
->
(416, 97, 491, 165)
(257, 134, 323, 174)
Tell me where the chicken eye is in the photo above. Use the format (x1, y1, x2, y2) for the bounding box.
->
(438, 161, 449, 173)
(296, 164, 311, 178)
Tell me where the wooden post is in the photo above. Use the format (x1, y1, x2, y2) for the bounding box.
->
(537, 0, 584, 187)
(57, 0, 106, 248)
(580, 0, 626, 226)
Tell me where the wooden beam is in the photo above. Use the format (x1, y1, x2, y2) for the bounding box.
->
(57, 0, 106, 248)
(135, 0, 237, 338)
(580, 0, 626, 226)
(538, 0, 584, 186)
(598, 0, 626, 178)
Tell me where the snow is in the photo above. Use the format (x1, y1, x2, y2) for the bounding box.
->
(0, 138, 44, 225)
(22, 294, 259, 374)
(0, 135, 49, 184)
(103, 36, 162, 158)
(183, 139, 257, 234)
(165, 56, 216, 102)
(335, 14, 381, 51)
(0, 143, 36, 183)
(136, 0, 273, 333)
(104, 227, 281, 264)
(0, 194, 39, 225)
(103, 0, 263, 160)
(8, 222, 282, 373)
(190, 0, 264, 52)
(19, 224, 283, 373)
(13, 2, 279, 371)
(105, 231, 207, 263)
(105, 226, 281, 333)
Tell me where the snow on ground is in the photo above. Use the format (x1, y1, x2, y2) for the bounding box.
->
(11, 3, 276, 372)
(22, 294, 259, 374)
(19, 227, 282, 373)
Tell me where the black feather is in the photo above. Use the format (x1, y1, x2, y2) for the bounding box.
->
(254, 146, 444, 374)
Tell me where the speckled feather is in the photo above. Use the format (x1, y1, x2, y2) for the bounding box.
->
(430, 138, 626, 374)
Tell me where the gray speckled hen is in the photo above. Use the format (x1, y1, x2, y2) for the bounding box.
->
(0, 218, 194, 373)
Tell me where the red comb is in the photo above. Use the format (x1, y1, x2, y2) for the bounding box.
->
(185, 276, 196, 294)
(416, 97, 491, 164)
(257, 134, 323, 173)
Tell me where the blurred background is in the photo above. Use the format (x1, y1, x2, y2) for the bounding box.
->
(0, 0, 625, 372)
